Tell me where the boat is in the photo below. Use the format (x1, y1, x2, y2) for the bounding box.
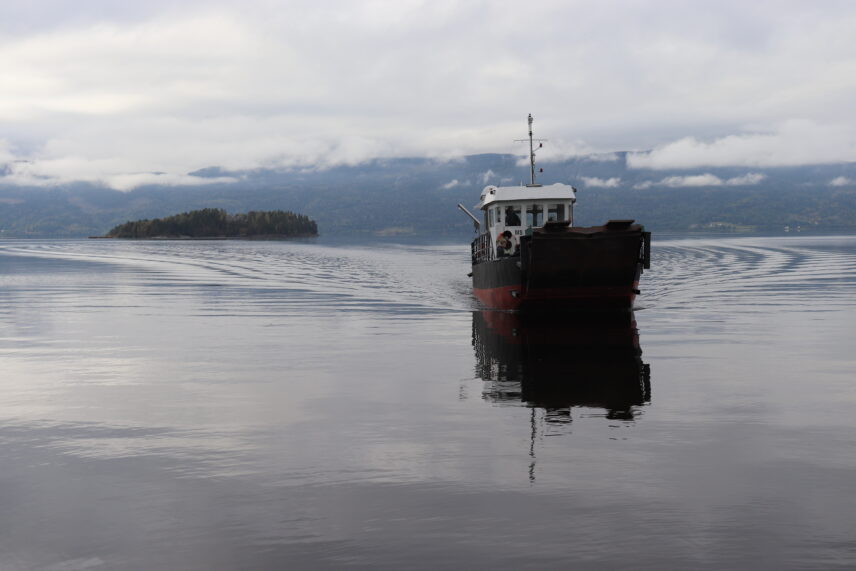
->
(458, 115, 650, 311)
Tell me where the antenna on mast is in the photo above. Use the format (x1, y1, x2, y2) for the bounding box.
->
(514, 114, 547, 186)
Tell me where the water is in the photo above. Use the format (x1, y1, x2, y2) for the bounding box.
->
(1, 235, 855, 570)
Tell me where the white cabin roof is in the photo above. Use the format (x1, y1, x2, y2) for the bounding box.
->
(475, 183, 576, 210)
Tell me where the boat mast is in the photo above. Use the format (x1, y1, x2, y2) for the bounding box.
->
(516, 114, 546, 186)
(528, 114, 536, 185)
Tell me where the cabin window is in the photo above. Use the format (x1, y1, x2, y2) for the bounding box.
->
(547, 204, 565, 222)
(495, 206, 502, 225)
(504, 206, 522, 226)
(526, 204, 544, 227)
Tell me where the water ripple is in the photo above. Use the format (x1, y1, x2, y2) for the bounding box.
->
(643, 235, 856, 311)
(0, 240, 477, 315)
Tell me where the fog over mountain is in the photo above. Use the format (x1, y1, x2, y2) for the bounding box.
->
(2, 153, 854, 238)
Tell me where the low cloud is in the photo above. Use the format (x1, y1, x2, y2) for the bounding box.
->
(661, 174, 724, 187)
(0, 138, 241, 190)
(480, 169, 496, 184)
(440, 179, 471, 190)
(628, 121, 856, 170)
(583, 152, 620, 162)
(581, 176, 621, 188)
(0, 140, 14, 164)
(725, 173, 767, 185)
(517, 141, 617, 166)
(829, 176, 853, 187)
(633, 172, 766, 189)
(0, 159, 237, 191)
(103, 173, 239, 192)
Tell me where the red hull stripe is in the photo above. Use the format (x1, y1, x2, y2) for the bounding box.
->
(473, 284, 638, 311)
(473, 285, 523, 310)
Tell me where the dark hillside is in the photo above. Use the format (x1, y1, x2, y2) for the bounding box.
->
(2, 154, 855, 238)
(105, 209, 318, 239)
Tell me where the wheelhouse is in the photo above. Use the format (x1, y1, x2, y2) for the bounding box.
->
(473, 183, 577, 261)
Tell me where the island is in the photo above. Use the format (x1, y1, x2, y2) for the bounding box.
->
(101, 208, 318, 239)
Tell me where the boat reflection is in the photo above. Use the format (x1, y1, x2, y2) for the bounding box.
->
(472, 310, 651, 422)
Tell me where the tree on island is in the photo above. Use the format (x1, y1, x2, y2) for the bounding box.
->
(105, 208, 318, 238)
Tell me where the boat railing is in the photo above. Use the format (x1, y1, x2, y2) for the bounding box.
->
(641, 231, 651, 269)
(471, 233, 493, 264)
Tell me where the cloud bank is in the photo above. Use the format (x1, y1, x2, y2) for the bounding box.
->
(628, 121, 856, 169)
(1, 1, 855, 189)
(581, 177, 622, 188)
(480, 170, 497, 184)
(634, 173, 767, 189)
(440, 179, 471, 190)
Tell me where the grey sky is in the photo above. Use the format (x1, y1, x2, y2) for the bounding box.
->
(1, 0, 855, 189)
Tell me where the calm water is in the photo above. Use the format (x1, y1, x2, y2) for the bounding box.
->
(1, 235, 855, 570)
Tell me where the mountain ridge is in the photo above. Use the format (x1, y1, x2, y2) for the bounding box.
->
(1, 153, 855, 238)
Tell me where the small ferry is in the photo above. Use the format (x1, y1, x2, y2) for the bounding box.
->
(458, 115, 650, 311)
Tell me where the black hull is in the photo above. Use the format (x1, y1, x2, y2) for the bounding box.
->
(472, 222, 650, 311)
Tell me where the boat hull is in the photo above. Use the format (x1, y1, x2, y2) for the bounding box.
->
(471, 222, 649, 312)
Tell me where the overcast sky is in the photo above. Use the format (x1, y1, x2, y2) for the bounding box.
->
(1, 0, 855, 190)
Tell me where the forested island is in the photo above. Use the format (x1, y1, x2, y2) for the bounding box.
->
(102, 208, 318, 239)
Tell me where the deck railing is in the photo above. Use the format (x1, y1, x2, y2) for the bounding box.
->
(471, 233, 493, 265)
